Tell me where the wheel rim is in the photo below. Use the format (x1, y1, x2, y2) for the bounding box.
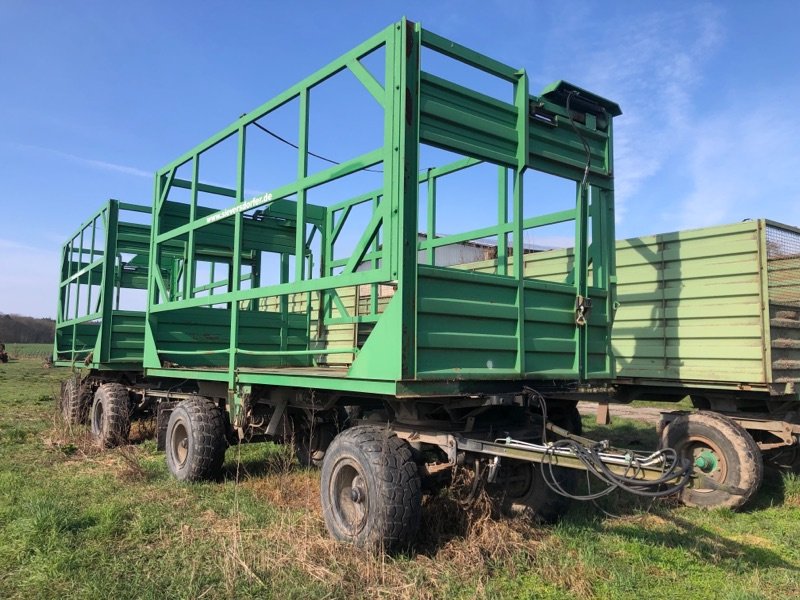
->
(501, 462, 534, 499)
(680, 436, 727, 492)
(93, 400, 104, 434)
(172, 422, 189, 468)
(331, 459, 368, 536)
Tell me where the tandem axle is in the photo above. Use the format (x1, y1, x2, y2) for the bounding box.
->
(61, 371, 697, 550)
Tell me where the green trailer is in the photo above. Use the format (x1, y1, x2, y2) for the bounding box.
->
(595, 219, 800, 508)
(55, 19, 694, 550)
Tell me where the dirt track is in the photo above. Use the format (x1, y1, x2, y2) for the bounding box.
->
(577, 402, 667, 425)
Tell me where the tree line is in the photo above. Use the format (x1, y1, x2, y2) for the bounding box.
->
(0, 314, 55, 343)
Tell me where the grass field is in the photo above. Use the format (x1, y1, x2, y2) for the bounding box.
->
(1, 357, 799, 599)
(3, 342, 52, 359)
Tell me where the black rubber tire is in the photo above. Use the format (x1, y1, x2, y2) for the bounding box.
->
(61, 375, 91, 425)
(90, 383, 131, 447)
(165, 397, 227, 482)
(294, 423, 336, 468)
(320, 425, 422, 552)
(496, 402, 582, 523)
(661, 411, 763, 510)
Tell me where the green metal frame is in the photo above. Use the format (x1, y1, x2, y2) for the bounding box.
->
(54, 200, 153, 369)
(66, 20, 621, 408)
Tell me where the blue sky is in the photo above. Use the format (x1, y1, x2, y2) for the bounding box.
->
(1, 1, 799, 318)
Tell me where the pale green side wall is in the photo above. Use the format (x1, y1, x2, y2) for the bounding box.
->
(612, 220, 768, 384)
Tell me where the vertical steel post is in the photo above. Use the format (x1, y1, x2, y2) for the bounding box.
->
(394, 19, 420, 380)
(371, 194, 380, 314)
(74, 227, 84, 322)
(87, 216, 97, 314)
(497, 166, 508, 276)
(185, 155, 199, 300)
(426, 170, 435, 265)
(98, 201, 119, 363)
(574, 179, 589, 379)
(227, 127, 246, 417)
(513, 70, 529, 374)
(296, 88, 309, 282)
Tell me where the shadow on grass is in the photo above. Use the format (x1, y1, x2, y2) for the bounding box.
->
(583, 511, 796, 571)
(554, 464, 800, 575)
(747, 464, 800, 510)
(410, 479, 798, 571)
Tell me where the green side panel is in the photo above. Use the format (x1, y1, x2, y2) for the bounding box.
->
(416, 266, 607, 380)
(159, 200, 308, 256)
(259, 286, 394, 368)
(521, 280, 578, 377)
(154, 306, 309, 368)
(425, 245, 614, 380)
(143, 318, 159, 369)
(55, 322, 100, 362)
(419, 72, 518, 166)
(417, 266, 520, 377)
(586, 289, 612, 377)
(523, 249, 573, 284)
(108, 311, 145, 362)
(526, 107, 611, 181)
(418, 72, 613, 180)
(613, 220, 767, 383)
(346, 294, 402, 381)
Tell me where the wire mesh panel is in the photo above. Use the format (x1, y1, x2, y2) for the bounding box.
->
(766, 223, 800, 307)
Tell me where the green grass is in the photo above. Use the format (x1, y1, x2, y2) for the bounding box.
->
(630, 397, 694, 410)
(1, 358, 799, 599)
(4, 343, 53, 359)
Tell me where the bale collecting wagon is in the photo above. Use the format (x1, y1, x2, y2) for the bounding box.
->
(54, 19, 692, 550)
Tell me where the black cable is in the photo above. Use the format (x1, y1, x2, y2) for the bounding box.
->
(520, 385, 680, 501)
(524, 386, 548, 445)
(539, 438, 693, 501)
(252, 121, 384, 174)
(455, 459, 486, 506)
(565, 91, 592, 189)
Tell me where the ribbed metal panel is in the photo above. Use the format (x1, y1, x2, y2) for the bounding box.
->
(613, 221, 769, 384)
(156, 307, 309, 368)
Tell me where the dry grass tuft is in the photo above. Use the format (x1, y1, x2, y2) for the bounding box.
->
(128, 417, 156, 444)
(210, 457, 582, 600)
(115, 444, 149, 482)
(243, 469, 321, 513)
(42, 403, 154, 482)
(42, 405, 101, 461)
(211, 494, 561, 600)
(781, 472, 800, 507)
(41, 403, 595, 598)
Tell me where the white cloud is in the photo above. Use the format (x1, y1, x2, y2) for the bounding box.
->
(677, 93, 800, 229)
(516, 4, 723, 224)
(574, 5, 724, 222)
(9, 143, 152, 179)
